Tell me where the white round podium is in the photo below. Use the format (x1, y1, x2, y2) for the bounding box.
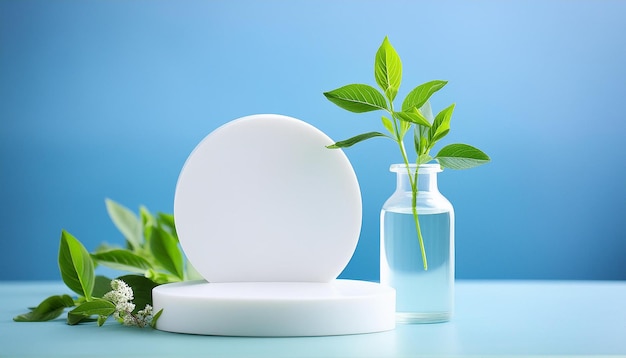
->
(152, 114, 395, 336)
(153, 280, 395, 336)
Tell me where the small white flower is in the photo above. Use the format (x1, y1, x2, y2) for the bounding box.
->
(116, 301, 135, 314)
(136, 304, 154, 327)
(103, 279, 155, 328)
(123, 314, 136, 326)
(103, 279, 134, 304)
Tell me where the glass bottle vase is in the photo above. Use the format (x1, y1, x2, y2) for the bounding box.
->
(380, 163, 455, 323)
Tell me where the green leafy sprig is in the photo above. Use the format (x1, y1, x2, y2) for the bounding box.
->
(95, 198, 201, 284)
(14, 199, 197, 327)
(324, 36, 490, 270)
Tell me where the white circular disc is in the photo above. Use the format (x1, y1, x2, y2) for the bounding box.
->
(152, 280, 395, 336)
(174, 114, 362, 282)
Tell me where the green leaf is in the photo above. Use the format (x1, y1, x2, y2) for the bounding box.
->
(324, 84, 388, 113)
(429, 103, 455, 143)
(105, 198, 142, 250)
(420, 100, 434, 122)
(13, 295, 75, 322)
(400, 118, 412, 137)
(116, 275, 159, 313)
(97, 315, 109, 327)
(401, 80, 448, 112)
(92, 275, 113, 298)
(157, 213, 178, 242)
(326, 132, 387, 149)
(91, 249, 153, 274)
(418, 154, 433, 165)
(413, 127, 420, 154)
(375, 36, 402, 101)
(381, 116, 394, 135)
(140, 206, 155, 246)
(395, 107, 431, 127)
(67, 299, 115, 325)
(435, 143, 491, 169)
(151, 308, 164, 329)
(93, 242, 119, 253)
(185, 259, 204, 281)
(146, 269, 180, 284)
(419, 134, 428, 155)
(149, 227, 184, 280)
(59, 230, 95, 300)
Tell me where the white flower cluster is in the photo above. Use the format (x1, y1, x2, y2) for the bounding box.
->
(104, 279, 135, 320)
(103, 279, 153, 328)
(136, 304, 154, 327)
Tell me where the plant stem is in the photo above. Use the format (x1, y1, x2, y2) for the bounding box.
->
(411, 169, 428, 270)
(391, 111, 428, 271)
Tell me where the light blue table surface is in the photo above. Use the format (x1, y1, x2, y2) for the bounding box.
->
(1, 280, 624, 357)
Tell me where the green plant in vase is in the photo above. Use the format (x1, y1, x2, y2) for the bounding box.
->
(324, 36, 490, 270)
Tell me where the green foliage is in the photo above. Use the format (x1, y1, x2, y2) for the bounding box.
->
(106, 198, 143, 250)
(395, 107, 431, 127)
(401, 80, 448, 111)
(326, 132, 388, 149)
(91, 275, 116, 297)
(91, 250, 152, 274)
(150, 308, 163, 329)
(149, 228, 184, 281)
(59, 230, 95, 300)
(92, 275, 115, 297)
(96, 198, 191, 283)
(435, 143, 490, 169)
(67, 299, 116, 325)
(324, 37, 490, 169)
(13, 294, 75, 322)
(116, 275, 159, 314)
(15, 199, 190, 328)
(324, 36, 491, 270)
(429, 104, 454, 143)
(375, 36, 402, 101)
(323, 84, 388, 113)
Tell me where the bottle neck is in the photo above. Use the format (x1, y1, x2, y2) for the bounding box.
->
(392, 164, 441, 194)
(396, 171, 439, 193)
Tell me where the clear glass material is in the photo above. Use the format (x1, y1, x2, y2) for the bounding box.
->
(380, 164, 455, 323)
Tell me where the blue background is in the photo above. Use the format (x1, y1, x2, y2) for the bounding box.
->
(1, 1, 625, 281)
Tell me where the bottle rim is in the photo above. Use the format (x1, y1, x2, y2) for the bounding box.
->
(389, 163, 442, 174)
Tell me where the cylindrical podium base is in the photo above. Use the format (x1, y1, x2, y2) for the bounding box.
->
(153, 279, 395, 336)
